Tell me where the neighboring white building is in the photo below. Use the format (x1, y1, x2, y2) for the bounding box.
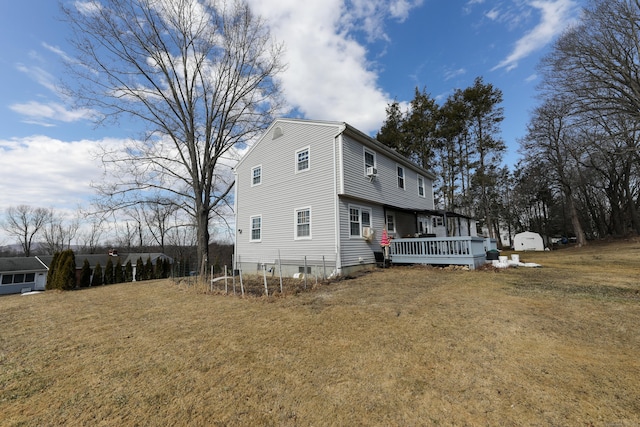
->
(513, 231, 545, 251)
(234, 118, 475, 276)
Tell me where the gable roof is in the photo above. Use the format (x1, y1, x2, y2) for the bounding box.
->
(0, 257, 48, 273)
(235, 118, 437, 180)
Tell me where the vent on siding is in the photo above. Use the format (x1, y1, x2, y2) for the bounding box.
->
(298, 266, 311, 274)
(272, 126, 284, 139)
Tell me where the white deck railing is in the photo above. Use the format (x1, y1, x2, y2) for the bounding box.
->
(389, 236, 493, 270)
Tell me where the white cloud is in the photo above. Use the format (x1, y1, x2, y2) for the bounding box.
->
(9, 101, 96, 125)
(444, 67, 467, 81)
(492, 0, 580, 72)
(0, 136, 123, 210)
(248, 0, 423, 134)
(16, 64, 58, 93)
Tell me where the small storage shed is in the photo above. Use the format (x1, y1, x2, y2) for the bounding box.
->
(513, 231, 545, 251)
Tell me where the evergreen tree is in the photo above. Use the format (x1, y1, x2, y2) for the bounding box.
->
(79, 259, 91, 288)
(144, 257, 154, 280)
(124, 260, 133, 282)
(46, 251, 61, 290)
(91, 263, 103, 287)
(104, 257, 114, 285)
(60, 255, 77, 290)
(114, 258, 124, 283)
(135, 258, 144, 281)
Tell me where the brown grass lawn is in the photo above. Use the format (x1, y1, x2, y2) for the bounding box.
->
(1, 240, 639, 426)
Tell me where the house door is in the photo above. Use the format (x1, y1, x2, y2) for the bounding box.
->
(417, 215, 431, 235)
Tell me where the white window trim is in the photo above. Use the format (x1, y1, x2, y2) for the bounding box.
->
(396, 164, 405, 190)
(250, 215, 262, 242)
(363, 147, 377, 176)
(251, 165, 262, 187)
(294, 206, 312, 240)
(386, 213, 396, 235)
(349, 204, 373, 239)
(295, 146, 310, 173)
(417, 175, 425, 197)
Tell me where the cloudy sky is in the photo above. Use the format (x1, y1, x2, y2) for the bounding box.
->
(0, 0, 583, 242)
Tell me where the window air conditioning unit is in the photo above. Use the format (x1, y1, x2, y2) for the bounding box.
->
(366, 166, 377, 177)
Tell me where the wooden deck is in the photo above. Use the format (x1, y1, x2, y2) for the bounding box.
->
(389, 236, 494, 270)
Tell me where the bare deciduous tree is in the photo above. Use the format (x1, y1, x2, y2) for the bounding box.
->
(2, 205, 52, 256)
(62, 0, 285, 274)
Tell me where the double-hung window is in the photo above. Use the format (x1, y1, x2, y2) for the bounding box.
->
(251, 165, 262, 186)
(417, 175, 425, 197)
(364, 148, 376, 175)
(296, 147, 310, 172)
(397, 165, 405, 189)
(386, 214, 396, 234)
(250, 215, 262, 241)
(295, 207, 311, 239)
(349, 205, 372, 238)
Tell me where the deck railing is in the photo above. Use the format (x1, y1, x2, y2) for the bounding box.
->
(389, 236, 491, 270)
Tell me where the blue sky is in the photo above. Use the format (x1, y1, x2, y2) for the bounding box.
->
(0, 0, 584, 242)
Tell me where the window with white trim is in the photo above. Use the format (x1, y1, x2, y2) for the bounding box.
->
(397, 165, 405, 189)
(349, 205, 372, 238)
(250, 215, 262, 241)
(417, 175, 425, 197)
(251, 165, 262, 186)
(295, 207, 311, 239)
(296, 147, 310, 172)
(386, 214, 396, 234)
(364, 148, 376, 175)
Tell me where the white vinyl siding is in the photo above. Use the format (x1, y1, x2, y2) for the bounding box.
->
(234, 120, 339, 268)
(340, 134, 434, 210)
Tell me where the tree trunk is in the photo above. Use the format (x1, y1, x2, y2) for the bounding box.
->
(565, 189, 587, 246)
(197, 208, 210, 278)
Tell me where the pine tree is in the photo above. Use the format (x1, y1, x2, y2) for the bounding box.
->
(124, 260, 133, 282)
(60, 255, 77, 290)
(114, 258, 124, 283)
(46, 252, 61, 290)
(135, 258, 144, 281)
(104, 258, 114, 285)
(144, 257, 154, 280)
(79, 259, 91, 288)
(91, 263, 103, 287)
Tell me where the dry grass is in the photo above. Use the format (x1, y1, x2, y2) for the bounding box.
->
(1, 240, 639, 426)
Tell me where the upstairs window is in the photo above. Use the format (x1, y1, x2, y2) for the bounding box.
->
(251, 165, 262, 186)
(364, 148, 376, 175)
(296, 147, 310, 172)
(417, 175, 425, 197)
(397, 165, 405, 189)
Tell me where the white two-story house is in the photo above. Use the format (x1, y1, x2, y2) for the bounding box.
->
(233, 118, 444, 276)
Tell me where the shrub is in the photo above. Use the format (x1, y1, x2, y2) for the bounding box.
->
(91, 263, 103, 287)
(104, 258, 114, 285)
(79, 259, 91, 288)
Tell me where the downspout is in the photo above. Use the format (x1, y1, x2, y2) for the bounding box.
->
(333, 126, 345, 275)
(232, 169, 239, 272)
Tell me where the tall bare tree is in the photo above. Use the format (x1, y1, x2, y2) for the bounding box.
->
(2, 205, 52, 256)
(62, 0, 285, 274)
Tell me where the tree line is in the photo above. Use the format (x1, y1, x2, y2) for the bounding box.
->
(45, 249, 173, 290)
(376, 0, 640, 246)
